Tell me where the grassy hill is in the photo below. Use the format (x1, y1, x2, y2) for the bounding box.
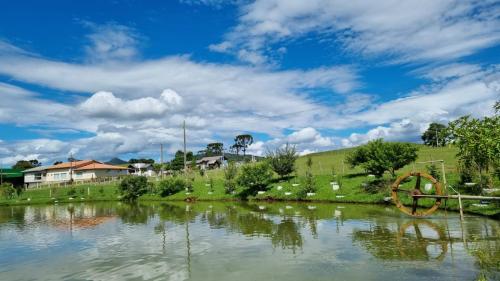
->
(296, 144, 459, 175)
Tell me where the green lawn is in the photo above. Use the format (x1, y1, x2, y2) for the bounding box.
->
(1, 145, 498, 218)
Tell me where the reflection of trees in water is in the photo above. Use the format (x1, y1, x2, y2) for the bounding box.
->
(0, 206, 26, 229)
(116, 203, 155, 224)
(353, 220, 448, 261)
(271, 218, 303, 253)
(465, 222, 500, 281)
(156, 202, 304, 252)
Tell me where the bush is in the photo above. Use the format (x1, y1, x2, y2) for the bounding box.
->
(119, 176, 149, 201)
(237, 162, 273, 194)
(426, 164, 440, 181)
(208, 178, 214, 192)
(224, 162, 238, 194)
(267, 143, 298, 179)
(362, 178, 388, 194)
(346, 139, 418, 178)
(1, 183, 16, 199)
(185, 173, 195, 192)
(300, 157, 316, 198)
(67, 187, 77, 196)
(157, 177, 186, 197)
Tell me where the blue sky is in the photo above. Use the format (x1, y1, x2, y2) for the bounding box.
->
(0, 0, 499, 165)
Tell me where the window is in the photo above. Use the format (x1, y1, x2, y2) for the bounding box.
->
(34, 173, 42, 180)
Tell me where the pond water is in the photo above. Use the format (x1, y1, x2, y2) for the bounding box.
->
(0, 202, 498, 281)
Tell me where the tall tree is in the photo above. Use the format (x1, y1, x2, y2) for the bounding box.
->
(346, 139, 418, 178)
(234, 134, 253, 156)
(230, 143, 242, 155)
(421, 123, 450, 147)
(206, 142, 224, 156)
(171, 150, 193, 171)
(12, 159, 41, 170)
(267, 143, 298, 179)
(448, 113, 499, 185)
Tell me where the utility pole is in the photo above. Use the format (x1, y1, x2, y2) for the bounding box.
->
(160, 144, 164, 165)
(160, 143, 164, 178)
(183, 120, 187, 173)
(435, 129, 439, 147)
(0, 160, 3, 185)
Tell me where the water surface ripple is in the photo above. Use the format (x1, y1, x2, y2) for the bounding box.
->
(0, 202, 498, 281)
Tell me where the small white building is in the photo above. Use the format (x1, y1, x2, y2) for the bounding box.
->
(196, 156, 227, 170)
(128, 163, 156, 176)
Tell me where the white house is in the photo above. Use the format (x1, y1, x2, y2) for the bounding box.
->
(23, 165, 50, 188)
(23, 160, 128, 188)
(128, 163, 156, 176)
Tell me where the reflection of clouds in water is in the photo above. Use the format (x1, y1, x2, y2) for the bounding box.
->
(0, 203, 498, 281)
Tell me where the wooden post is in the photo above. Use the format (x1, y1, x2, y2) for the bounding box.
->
(440, 160, 447, 189)
(457, 193, 464, 221)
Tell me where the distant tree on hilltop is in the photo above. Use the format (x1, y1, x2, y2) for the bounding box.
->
(421, 123, 450, 147)
(234, 134, 253, 156)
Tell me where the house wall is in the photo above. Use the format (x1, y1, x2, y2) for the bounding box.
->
(74, 169, 128, 180)
(45, 168, 71, 182)
(24, 172, 45, 183)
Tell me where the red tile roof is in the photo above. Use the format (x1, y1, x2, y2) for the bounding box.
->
(74, 162, 128, 171)
(48, 160, 127, 171)
(49, 160, 96, 169)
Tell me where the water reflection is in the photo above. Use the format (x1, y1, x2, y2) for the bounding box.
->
(0, 202, 498, 281)
(353, 220, 448, 261)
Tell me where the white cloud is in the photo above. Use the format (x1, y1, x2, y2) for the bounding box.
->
(0, 139, 70, 166)
(246, 141, 266, 156)
(0, 41, 359, 138)
(341, 119, 424, 147)
(250, 127, 335, 157)
(0, 18, 498, 164)
(213, 0, 500, 64)
(79, 90, 183, 119)
(208, 41, 233, 53)
(299, 149, 317, 156)
(84, 22, 140, 62)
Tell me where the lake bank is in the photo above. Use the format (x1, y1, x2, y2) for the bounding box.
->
(1, 181, 498, 219)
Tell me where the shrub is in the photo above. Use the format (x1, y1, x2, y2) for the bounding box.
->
(157, 177, 186, 197)
(185, 173, 195, 192)
(346, 139, 418, 178)
(330, 166, 337, 182)
(300, 157, 316, 198)
(426, 164, 440, 181)
(67, 187, 77, 196)
(224, 162, 238, 194)
(237, 162, 273, 194)
(267, 143, 298, 179)
(1, 183, 16, 199)
(208, 178, 214, 192)
(119, 176, 149, 201)
(362, 178, 388, 194)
